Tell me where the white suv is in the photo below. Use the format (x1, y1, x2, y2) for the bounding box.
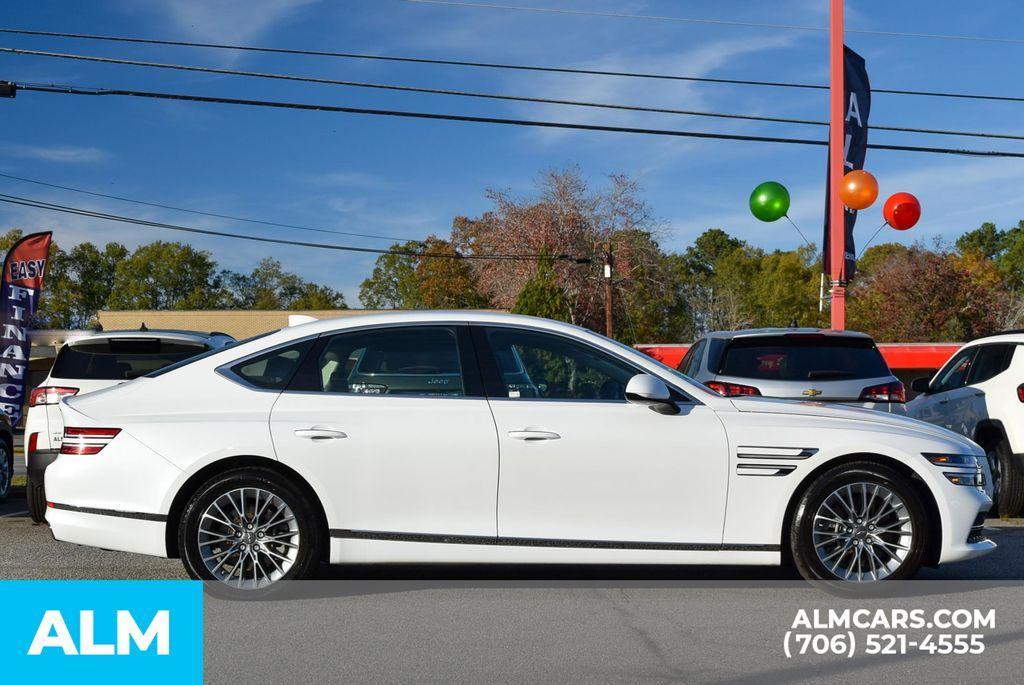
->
(907, 333, 1024, 517)
(24, 329, 233, 522)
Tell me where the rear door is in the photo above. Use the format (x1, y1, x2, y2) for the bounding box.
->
(268, 325, 499, 537)
(713, 334, 894, 401)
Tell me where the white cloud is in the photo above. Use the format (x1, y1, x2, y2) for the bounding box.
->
(304, 170, 393, 190)
(6, 144, 109, 164)
(142, 0, 318, 51)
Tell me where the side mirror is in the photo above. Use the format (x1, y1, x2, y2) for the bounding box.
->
(625, 374, 679, 415)
(911, 377, 932, 394)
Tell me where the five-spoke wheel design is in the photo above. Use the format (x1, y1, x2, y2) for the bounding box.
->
(812, 482, 913, 582)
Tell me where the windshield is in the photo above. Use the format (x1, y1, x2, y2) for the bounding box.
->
(52, 338, 209, 380)
(717, 335, 890, 381)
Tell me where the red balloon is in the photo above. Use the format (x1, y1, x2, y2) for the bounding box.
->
(883, 192, 921, 231)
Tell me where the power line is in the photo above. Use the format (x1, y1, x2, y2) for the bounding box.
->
(1, 28, 1022, 103)
(0, 192, 591, 262)
(11, 81, 1024, 159)
(0, 171, 418, 243)
(404, 0, 1024, 45)
(5, 46, 1024, 141)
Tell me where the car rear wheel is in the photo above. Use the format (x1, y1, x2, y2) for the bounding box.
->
(178, 467, 322, 592)
(0, 441, 10, 503)
(26, 478, 47, 523)
(990, 438, 1024, 518)
(790, 462, 929, 582)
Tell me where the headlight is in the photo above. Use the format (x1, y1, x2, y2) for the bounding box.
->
(923, 453, 980, 467)
(923, 453, 985, 490)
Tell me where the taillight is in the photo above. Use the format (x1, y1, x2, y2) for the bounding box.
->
(705, 381, 761, 397)
(1017, 384, 1024, 402)
(860, 381, 906, 403)
(27, 432, 38, 456)
(29, 386, 79, 406)
(60, 427, 121, 455)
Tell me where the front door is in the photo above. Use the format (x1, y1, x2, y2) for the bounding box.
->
(476, 326, 730, 545)
(269, 325, 498, 536)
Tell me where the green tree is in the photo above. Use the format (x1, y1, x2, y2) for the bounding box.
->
(358, 241, 424, 309)
(226, 258, 346, 310)
(107, 241, 223, 310)
(512, 255, 571, 321)
(683, 228, 745, 276)
(857, 242, 911, 276)
(415, 237, 490, 309)
(956, 222, 1005, 260)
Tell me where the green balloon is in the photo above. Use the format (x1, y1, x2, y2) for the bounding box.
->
(749, 181, 790, 222)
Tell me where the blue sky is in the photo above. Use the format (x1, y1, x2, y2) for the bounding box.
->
(1, 0, 1022, 304)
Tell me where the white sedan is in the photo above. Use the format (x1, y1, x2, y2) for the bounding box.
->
(46, 312, 994, 589)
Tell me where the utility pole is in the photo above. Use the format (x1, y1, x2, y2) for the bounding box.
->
(603, 243, 613, 338)
(828, 0, 846, 330)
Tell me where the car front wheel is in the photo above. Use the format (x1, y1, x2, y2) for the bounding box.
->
(178, 467, 322, 591)
(790, 462, 929, 582)
(26, 478, 47, 523)
(989, 438, 1024, 518)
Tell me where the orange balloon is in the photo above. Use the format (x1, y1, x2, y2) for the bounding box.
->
(839, 170, 879, 210)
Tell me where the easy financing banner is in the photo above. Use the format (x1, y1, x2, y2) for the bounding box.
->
(822, 46, 871, 283)
(0, 231, 52, 425)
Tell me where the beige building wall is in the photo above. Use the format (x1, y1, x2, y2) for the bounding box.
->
(96, 309, 505, 340)
(97, 310, 393, 340)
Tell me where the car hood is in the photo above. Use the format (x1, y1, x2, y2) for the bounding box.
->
(728, 396, 981, 452)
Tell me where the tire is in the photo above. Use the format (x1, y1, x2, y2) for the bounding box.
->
(0, 441, 10, 504)
(26, 478, 47, 524)
(992, 438, 1024, 518)
(790, 461, 930, 583)
(178, 467, 322, 594)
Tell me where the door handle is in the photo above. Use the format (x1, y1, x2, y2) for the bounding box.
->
(294, 428, 348, 440)
(508, 430, 561, 441)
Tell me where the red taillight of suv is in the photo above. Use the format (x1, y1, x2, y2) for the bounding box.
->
(1017, 384, 1024, 402)
(60, 427, 121, 455)
(705, 381, 762, 397)
(29, 386, 79, 407)
(860, 381, 906, 403)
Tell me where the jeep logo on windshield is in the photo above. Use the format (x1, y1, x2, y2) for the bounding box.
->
(426, 377, 450, 385)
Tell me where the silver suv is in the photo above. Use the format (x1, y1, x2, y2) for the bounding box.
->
(677, 328, 906, 412)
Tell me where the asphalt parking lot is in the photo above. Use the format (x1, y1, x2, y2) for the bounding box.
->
(5, 487, 1024, 683)
(3, 486, 1024, 581)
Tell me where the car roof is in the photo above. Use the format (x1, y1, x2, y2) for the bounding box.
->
(67, 329, 235, 346)
(700, 327, 875, 341)
(275, 310, 596, 337)
(963, 331, 1024, 346)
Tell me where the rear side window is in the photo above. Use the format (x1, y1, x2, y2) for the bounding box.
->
(230, 340, 313, 390)
(967, 344, 1015, 385)
(52, 338, 208, 380)
(288, 326, 471, 397)
(717, 335, 890, 381)
(932, 348, 977, 393)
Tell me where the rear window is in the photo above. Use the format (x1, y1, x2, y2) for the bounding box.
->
(717, 335, 890, 381)
(52, 338, 209, 380)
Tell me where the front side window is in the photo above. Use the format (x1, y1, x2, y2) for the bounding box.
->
(967, 344, 1014, 385)
(483, 327, 638, 401)
(230, 340, 313, 390)
(932, 348, 977, 393)
(293, 326, 468, 397)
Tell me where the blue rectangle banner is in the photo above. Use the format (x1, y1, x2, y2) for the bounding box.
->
(0, 580, 203, 684)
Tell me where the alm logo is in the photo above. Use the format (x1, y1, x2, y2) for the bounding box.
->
(28, 609, 171, 656)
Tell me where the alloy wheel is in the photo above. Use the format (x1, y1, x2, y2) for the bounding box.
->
(0, 445, 10, 498)
(812, 482, 913, 582)
(197, 487, 300, 589)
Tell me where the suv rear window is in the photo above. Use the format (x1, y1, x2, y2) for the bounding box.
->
(52, 338, 209, 380)
(717, 335, 890, 381)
